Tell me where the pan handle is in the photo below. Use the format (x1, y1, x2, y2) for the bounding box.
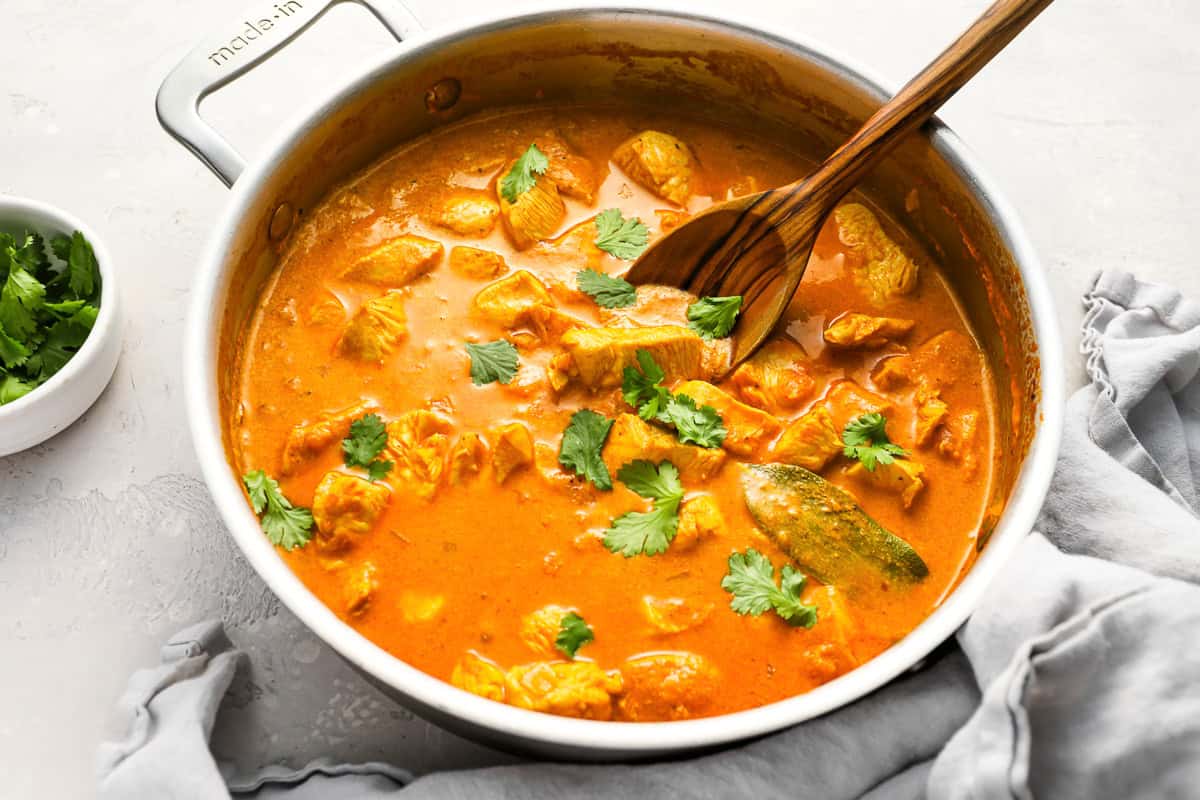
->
(155, 0, 421, 187)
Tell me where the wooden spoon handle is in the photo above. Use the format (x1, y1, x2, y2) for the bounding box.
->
(782, 0, 1054, 230)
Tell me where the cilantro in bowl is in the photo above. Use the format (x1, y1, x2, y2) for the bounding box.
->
(0, 230, 102, 404)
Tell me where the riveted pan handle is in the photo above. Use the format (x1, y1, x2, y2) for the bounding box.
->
(156, 0, 421, 187)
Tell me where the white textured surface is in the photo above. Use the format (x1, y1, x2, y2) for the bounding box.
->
(2, 1, 1198, 796)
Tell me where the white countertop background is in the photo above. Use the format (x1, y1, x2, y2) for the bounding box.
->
(3, 0, 1198, 796)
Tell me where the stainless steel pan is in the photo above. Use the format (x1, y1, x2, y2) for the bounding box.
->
(159, 0, 1064, 759)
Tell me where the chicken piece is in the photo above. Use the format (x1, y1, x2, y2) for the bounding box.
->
(446, 432, 487, 485)
(771, 407, 843, 472)
(726, 175, 759, 199)
(491, 422, 534, 484)
(529, 218, 609, 273)
(451, 651, 507, 703)
(642, 596, 714, 634)
(872, 329, 983, 395)
(823, 313, 915, 348)
(612, 131, 695, 206)
(535, 132, 599, 203)
(939, 410, 980, 477)
(338, 291, 409, 362)
(728, 339, 817, 414)
(547, 352, 572, 393)
(559, 325, 705, 389)
(437, 193, 499, 237)
(673, 494, 727, 550)
(399, 591, 445, 623)
(497, 166, 566, 250)
(825, 380, 893, 430)
(674, 380, 782, 458)
(914, 385, 950, 446)
(311, 472, 391, 552)
(385, 410, 454, 499)
(846, 457, 926, 509)
(834, 203, 919, 302)
(596, 284, 689, 328)
(307, 295, 345, 326)
(519, 604, 576, 659)
(471, 270, 555, 329)
(504, 661, 624, 720)
(499, 365, 547, 400)
(618, 652, 717, 721)
(449, 246, 508, 280)
(655, 209, 689, 233)
(280, 402, 373, 476)
(525, 304, 589, 344)
(801, 584, 858, 664)
(871, 354, 912, 390)
(602, 414, 726, 482)
(342, 234, 443, 287)
(343, 561, 377, 617)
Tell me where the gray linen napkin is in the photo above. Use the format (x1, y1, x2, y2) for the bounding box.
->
(98, 271, 1200, 799)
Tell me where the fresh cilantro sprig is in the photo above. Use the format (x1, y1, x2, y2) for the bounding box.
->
(555, 612, 595, 659)
(622, 349, 672, 421)
(499, 144, 549, 202)
(603, 460, 685, 557)
(593, 208, 649, 260)
(721, 548, 818, 628)
(687, 295, 743, 339)
(663, 394, 726, 448)
(242, 470, 315, 551)
(558, 409, 614, 490)
(466, 340, 519, 385)
(621, 350, 726, 448)
(842, 412, 908, 472)
(0, 230, 102, 404)
(342, 413, 394, 482)
(577, 268, 637, 308)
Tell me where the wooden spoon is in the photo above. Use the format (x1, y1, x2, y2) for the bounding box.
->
(626, 0, 1054, 371)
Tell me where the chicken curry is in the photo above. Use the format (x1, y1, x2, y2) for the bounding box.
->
(230, 106, 995, 722)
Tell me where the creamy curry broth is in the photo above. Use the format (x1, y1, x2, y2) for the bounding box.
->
(230, 106, 995, 721)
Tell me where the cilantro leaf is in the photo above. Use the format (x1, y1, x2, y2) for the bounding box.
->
(242, 470, 314, 551)
(0, 374, 34, 404)
(577, 268, 637, 308)
(555, 611, 595, 659)
(842, 412, 909, 471)
(0, 322, 30, 369)
(621, 350, 726, 448)
(721, 548, 818, 627)
(687, 295, 743, 339)
(366, 459, 395, 482)
(618, 458, 683, 501)
(43, 299, 87, 317)
(62, 231, 99, 299)
(342, 413, 388, 468)
(499, 143, 550, 202)
(24, 305, 96, 381)
(602, 460, 685, 557)
(466, 340, 519, 386)
(49, 235, 71, 263)
(0, 266, 46, 342)
(558, 409, 614, 490)
(621, 349, 671, 421)
(593, 208, 649, 260)
(603, 503, 681, 558)
(663, 393, 726, 448)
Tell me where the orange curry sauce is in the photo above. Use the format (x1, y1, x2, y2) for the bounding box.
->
(230, 106, 995, 721)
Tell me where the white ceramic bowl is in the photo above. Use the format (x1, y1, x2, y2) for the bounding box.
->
(0, 196, 122, 456)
